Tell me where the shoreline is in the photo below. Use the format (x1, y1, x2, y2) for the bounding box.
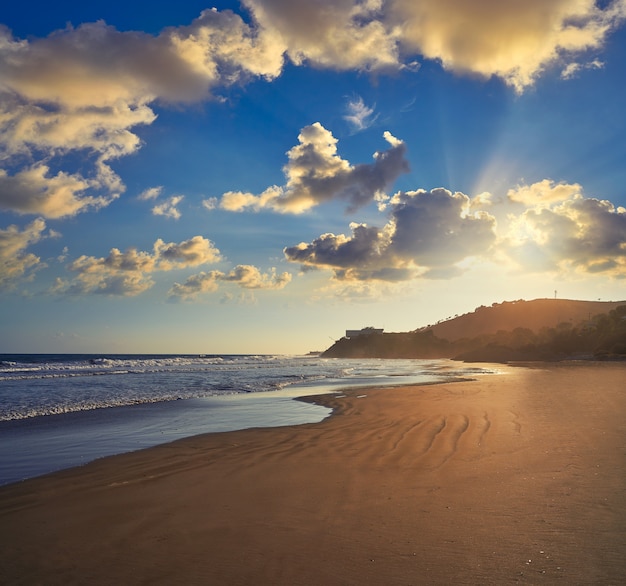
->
(0, 359, 479, 486)
(0, 389, 333, 487)
(2, 361, 625, 584)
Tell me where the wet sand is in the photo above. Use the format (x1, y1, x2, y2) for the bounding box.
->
(1, 362, 625, 585)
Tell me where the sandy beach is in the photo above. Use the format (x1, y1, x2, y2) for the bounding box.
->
(1, 362, 625, 585)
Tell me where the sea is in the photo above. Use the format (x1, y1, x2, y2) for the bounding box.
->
(0, 354, 496, 486)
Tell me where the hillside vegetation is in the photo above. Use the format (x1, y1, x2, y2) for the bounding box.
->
(322, 299, 626, 362)
(426, 299, 625, 341)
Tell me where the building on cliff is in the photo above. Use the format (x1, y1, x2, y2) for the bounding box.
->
(345, 327, 384, 338)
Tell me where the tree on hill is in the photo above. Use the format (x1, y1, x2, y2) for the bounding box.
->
(321, 301, 626, 362)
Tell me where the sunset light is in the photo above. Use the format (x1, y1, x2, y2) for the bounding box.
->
(2, 4, 626, 584)
(1, 0, 625, 353)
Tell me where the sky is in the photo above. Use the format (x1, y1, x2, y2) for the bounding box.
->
(1, 0, 626, 355)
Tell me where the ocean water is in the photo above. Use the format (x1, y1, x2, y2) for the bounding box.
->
(0, 354, 494, 485)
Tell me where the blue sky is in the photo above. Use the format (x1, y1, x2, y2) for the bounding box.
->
(1, 1, 626, 354)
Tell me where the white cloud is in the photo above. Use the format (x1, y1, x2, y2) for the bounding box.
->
(243, 0, 402, 72)
(0, 80, 151, 217)
(561, 58, 604, 79)
(220, 186, 284, 213)
(0, 10, 285, 219)
(220, 265, 292, 289)
(1, 1, 623, 221)
(202, 197, 218, 211)
(246, 0, 626, 91)
(152, 195, 184, 220)
(138, 186, 163, 201)
(284, 177, 626, 284)
(0, 164, 117, 218)
(168, 271, 221, 300)
(0, 94, 156, 161)
(0, 218, 48, 288)
(284, 187, 497, 281)
(387, 0, 626, 92)
(153, 236, 222, 270)
(0, 12, 284, 110)
(57, 246, 69, 263)
(55, 235, 222, 296)
(507, 179, 583, 207)
(220, 123, 409, 213)
(344, 96, 378, 132)
(168, 264, 292, 300)
(503, 194, 626, 277)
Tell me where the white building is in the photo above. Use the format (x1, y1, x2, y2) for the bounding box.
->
(345, 327, 384, 338)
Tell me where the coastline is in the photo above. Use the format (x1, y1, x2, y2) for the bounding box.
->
(0, 356, 476, 486)
(1, 362, 625, 584)
(0, 389, 334, 486)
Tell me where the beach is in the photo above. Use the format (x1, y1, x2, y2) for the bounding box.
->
(1, 362, 625, 585)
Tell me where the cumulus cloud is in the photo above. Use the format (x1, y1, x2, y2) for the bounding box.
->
(219, 264, 292, 289)
(386, 0, 626, 92)
(284, 187, 497, 280)
(55, 235, 222, 296)
(167, 272, 221, 300)
(244, 0, 626, 91)
(0, 94, 156, 161)
(0, 9, 285, 218)
(504, 193, 626, 277)
(283, 177, 626, 284)
(0, 165, 116, 218)
(0, 72, 151, 217)
(152, 235, 222, 269)
(0, 11, 283, 109)
(0, 218, 48, 288)
(168, 264, 292, 300)
(1, 1, 624, 218)
(220, 123, 409, 213)
(507, 179, 583, 207)
(138, 187, 184, 219)
(243, 0, 403, 71)
(152, 195, 184, 220)
(0, 1, 622, 142)
(388, 189, 498, 269)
